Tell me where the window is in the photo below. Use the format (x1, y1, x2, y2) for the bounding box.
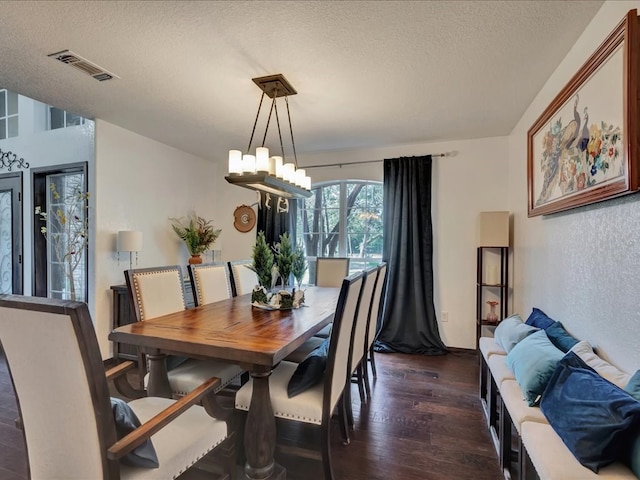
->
(33, 163, 88, 303)
(48, 106, 86, 130)
(296, 180, 383, 281)
(0, 89, 19, 139)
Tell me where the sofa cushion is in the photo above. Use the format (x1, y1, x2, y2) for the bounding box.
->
(478, 336, 506, 361)
(494, 314, 538, 353)
(524, 307, 555, 330)
(545, 322, 579, 353)
(540, 352, 640, 473)
(570, 341, 631, 389)
(506, 330, 564, 406)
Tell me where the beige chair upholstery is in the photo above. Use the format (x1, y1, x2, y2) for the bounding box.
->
(126, 266, 243, 395)
(236, 272, 365, 480)
(228, 260, 259, 296)
(188, 262, 233, 306)
(0, 295, 233, 480)
(315, 257, 350, 287)
(363, 262, 387, 394)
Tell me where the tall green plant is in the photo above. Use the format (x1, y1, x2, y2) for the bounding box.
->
(291, 245, 307, 288)
(274, 232, 293, 286)
(252, 231, 274, 288)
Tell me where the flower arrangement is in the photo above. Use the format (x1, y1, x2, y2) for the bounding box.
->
(170, 213, 221, 259)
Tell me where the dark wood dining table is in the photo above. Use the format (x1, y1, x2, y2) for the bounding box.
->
(109, 286, 339, 480)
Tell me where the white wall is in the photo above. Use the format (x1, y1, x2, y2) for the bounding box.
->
(294, 138, 509, 349)
(508, 1, 640, 373)
(94, 120, 220, 358)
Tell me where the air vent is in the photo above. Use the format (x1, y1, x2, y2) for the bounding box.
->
(47, 50, 118, 82)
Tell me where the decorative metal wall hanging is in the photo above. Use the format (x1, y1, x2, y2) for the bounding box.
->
(0, 149, 29, 171)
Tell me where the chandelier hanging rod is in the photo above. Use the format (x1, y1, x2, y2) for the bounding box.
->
(300, 152, 450, 170)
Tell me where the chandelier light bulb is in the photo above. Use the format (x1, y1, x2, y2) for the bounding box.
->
(228, 150, 242, 175)
(295, 168, 306, 188)
(274, 156, 284, 178)
(242, 154, 256, 174)
(304, 175, 311, 190)
(283, 163, 295, 183)
(255, 147, 270, 173)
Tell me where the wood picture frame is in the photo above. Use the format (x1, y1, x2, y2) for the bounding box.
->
(527, 9, 640, 217)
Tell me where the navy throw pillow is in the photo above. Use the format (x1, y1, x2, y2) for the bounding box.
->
(545, 322, 579, 353)
(111, 398, 159, 468)
(540, 352, 640, 473)
(524, 307, 555, 330)
(287, 338, 330, 398)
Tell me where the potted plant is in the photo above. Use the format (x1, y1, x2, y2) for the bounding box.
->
(170, 213, 221, 264)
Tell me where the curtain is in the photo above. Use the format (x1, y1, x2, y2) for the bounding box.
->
(256, 192, 297, 248)
(375, 155, 447, 355)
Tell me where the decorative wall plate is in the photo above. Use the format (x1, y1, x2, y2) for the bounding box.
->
(233, 204, 256, 232)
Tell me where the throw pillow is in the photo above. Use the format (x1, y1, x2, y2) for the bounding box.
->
(506, 329, 564, 406)
(545, 321, 579, 353)
(493, 314, 538, 353)
(287, 338, 330, 398)
(570, 341, 631, 389)
(110, 397, 159, 468)
(625, 370, 640, 402)
(524, 307, 555, 330)
(540, 352, 640, 473)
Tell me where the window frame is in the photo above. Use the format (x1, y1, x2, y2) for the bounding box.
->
(0, 89, 19, 139)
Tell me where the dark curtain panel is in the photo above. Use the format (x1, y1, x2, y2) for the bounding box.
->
(256, 192, 297, 247)
(375, 155, 447, 355)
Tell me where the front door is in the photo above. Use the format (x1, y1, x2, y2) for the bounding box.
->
(0, 172, 22, 294)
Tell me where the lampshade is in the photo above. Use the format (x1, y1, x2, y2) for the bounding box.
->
(477, 211, 509, 247)
(224, 74, 312, 199)
(117, 230, 143, 252)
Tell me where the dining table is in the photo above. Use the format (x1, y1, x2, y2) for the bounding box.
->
(109, 286, 340, 480)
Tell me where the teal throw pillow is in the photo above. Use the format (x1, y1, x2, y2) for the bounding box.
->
(493, 314, 538, 353)
(545, 321, 579, 353)
(506, 330, 564, 406)
(626, 370, 640, 402)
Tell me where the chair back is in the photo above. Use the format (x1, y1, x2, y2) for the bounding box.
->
(188, 262, 233, 306)
(0, 295, 117, 479)
(322, 272, 364, 418)
(366, 262, 388, 350)
(315, 257, 350, 287)
(125, 265, 187, 321)
(349, 266, 379, 375)
(228, 260, 259, 296)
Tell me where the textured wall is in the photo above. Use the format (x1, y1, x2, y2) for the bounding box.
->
(508, 0, 640, 373)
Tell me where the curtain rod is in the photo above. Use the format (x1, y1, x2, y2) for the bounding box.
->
(300, 152, 449, 169)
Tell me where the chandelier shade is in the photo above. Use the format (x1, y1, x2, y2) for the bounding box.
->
(225, 74, 312, 199)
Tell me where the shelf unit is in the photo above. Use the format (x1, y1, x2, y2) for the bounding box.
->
(476, 246, 509, 349)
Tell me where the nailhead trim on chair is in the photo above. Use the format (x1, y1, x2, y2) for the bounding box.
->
(172, 440, 225, 479)
(235, 401, 323, 425)
(133, 269, 185, 321)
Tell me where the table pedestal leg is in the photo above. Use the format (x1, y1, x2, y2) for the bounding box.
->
(146, 351, 172, 398)
(244, 368, 286, 480)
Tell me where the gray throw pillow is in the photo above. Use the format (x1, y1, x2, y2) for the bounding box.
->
(110, 397, 159, 468)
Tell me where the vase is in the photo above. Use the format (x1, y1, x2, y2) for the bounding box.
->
(189, 254, 203, 265)
(487, 303, 498, 323)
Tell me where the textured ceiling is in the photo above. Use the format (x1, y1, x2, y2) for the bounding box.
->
(0, 0, 603, 163)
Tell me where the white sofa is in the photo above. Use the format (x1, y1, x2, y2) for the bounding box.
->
(478, 336, 637, 480)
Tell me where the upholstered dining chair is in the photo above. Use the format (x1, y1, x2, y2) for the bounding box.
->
(125, 265, 244, 396)
(313, 257, 351, 339)
(235, 272, 365, 480)
(188, 262, 234, 306)
(363, 262, 388, 398)
(0, 294, 235, 480)
(228, 259, 260, 296)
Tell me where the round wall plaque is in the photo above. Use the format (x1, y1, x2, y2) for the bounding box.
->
(233, 205, 256, 233)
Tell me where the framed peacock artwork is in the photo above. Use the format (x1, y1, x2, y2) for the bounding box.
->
(527, 9, 640, 217)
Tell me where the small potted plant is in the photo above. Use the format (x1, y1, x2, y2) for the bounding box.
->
(170, 213, 221, 264)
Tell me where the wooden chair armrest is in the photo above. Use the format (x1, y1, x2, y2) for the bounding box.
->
(105, 361, 146, 400)
(106, 376, 221, 461)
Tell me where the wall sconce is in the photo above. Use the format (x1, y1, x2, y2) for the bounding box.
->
(117, 230, 143, 270)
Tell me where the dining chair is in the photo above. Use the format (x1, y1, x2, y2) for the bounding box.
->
(0, 294, 235, 480)
(315, 257, 350, 287)
(228, 259, 260, 296)
(188, 262, 234, 306)
(125, 265, 244, 396)
(363, 262, 388, 398)
(235, 272, 365, 480)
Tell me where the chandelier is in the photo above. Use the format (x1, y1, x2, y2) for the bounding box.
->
(225, 74, 312, 199)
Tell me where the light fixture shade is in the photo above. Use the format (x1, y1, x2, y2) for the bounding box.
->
(274, 156, 284, 178)
(283, 163, 295, 183)
(477, 211, 509, 247)
(228, 150, 242, 175)
(255, 147, 270, 172)
(295, 168, 306, 188)
(242, 154, 256, 173)
(117, 230, 143, 252)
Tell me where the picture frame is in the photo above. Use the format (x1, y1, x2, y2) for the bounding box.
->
(527, 9, 640, 217)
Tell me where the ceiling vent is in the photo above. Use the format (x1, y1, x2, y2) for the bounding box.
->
(47, 50, 118, 82)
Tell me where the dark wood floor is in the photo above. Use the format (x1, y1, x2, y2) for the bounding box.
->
(0, 348, 501, 480)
